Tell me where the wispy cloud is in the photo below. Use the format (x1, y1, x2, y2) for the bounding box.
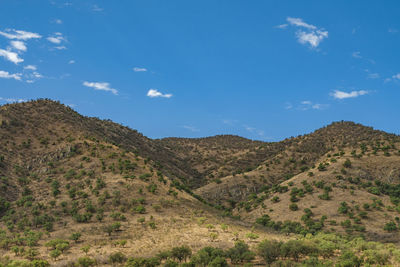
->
(147, 89, 172, 98)
(83, 81, 118, 95)
(68, 60, 75, 64)
(299, 100, 329, 110)
(24, 65, 37, 71)
(388, 28, 398, 34)
(183, 125, 199, 132)
(392, 73, 400, 80)
(331, 90, 369, 99)
(352, 51, 362, 59)
(0, 97, 26, 103)
(283, 17, 328, 48)
(287, 17, 317, 30)
(275, 24, 288, 29)
(47, 32, 65, 44)
(0, 70, 22, 80)
(243, 125, 265, 137)
(0, 29, 41, 40)
(0, 49, 24, 64)
(10, 40, 27, 52)
(133, 67, 147, 72)
(55, 19, 63, 24)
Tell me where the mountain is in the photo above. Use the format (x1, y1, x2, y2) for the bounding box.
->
(1, 99, 400, 266)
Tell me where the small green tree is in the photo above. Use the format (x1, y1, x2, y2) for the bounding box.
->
(226, 240, 255, 264)
(171, 246, 192, 262)
(257, 239, 282, 264)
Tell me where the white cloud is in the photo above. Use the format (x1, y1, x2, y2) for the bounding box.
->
(0, 70, 22, 80)
(55, 19, 63, 24)
(47, 33, 67, 50)
(0, 48, 24, 64)
(299, 100, 328, 110)
(243, 125, 265, 137)
(0, 97, 26, 103)
(47, 32, 66, 46)
(392, 73, 400, 80)
(133, 67, 147, 72)
(10, 41, 27, 52)
(0, 29, 41, 40)
(352, 51, 362, 58)
(83, 81, 118, 95)
(331, 90, 369, 99)
(285, 17, 328, 48)
(275, 24, 288, 29)
(388, 28, 398, 34)
(183, 125, 199, 132)
(68, 60, 75, 64)
(287, 17, 317, 30)
(147, 89, 172, 98)
(24, 65, 37, 71)
(296, 30, 328, 48)
(32, 72, 42, 78)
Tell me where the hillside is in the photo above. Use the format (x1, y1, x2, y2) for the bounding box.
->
(1, 99, 400, 266)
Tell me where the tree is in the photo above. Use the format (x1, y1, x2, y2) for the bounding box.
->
(257, 240, 282, 264)
(208, 256, 228, 267)
(226, 240, 255, 264)
(171, 246, 192, 262)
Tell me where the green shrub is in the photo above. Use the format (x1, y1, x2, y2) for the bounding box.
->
(226, 240, 255, 264)
(109, 252, 127, 264)
(257, 240, 282, 264)
(336, 251, 362, 267)
(384, 221, 397, 232)
(171, 246, 192, 262)
(77, 257, 96, 267)
(125, 257, 160, 267)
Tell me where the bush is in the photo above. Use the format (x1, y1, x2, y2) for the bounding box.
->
(226, 240, 255, 264)
(208, 256, 228, 267)
(257, 240, 282, 264)
(191, 247, 225, 267)
(77, 257, 96, 267)
(336, 251, 362, 267)
(280, 240, 318, 262)
(289, 204, 298, 211)
(69, 232, 81, 243)
(171, 246, 192, 262)
(384, 221, 397, 232)
(125, 257, 160, 267)
(343, 159, 352, 168)
(109, 252, 127, 264)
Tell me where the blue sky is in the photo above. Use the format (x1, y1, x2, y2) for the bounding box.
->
(1, 1, 400, 141)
